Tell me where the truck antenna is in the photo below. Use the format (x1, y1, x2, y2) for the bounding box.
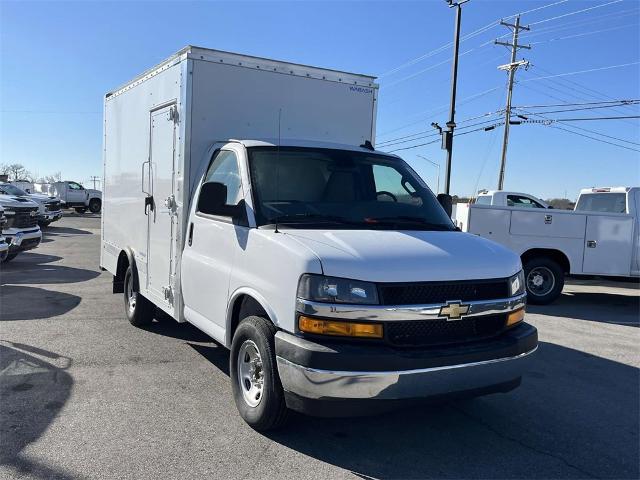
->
(275, 108, 282, 233)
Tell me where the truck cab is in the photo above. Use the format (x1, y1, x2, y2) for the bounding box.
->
(475, 190, 550, 209)
(0, 192, 42, 263)
(575, 187, 638, 214)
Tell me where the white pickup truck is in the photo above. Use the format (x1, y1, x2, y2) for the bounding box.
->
(34, 181, 102, 213)
(0, 193, 42, 263)
(454, 187, 639, 304)
(101, 46, 537, 430)
(474, 190, 550, 209)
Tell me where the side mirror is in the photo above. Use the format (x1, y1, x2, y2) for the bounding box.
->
(197, 182, 246, 222)
(437, 193, 453, 217)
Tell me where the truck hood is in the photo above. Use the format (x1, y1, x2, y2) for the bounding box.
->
(28, 193, 58, 202)
(283, 229, 521, 282)
(0, 195, 39, 208)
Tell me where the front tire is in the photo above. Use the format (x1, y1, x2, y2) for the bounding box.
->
(39, 221, 52, 228)
(89, 198, 101, 213)
(123, 265, 154, 326)
(524, 257, 564, 305)
(230, 316, 289, 431)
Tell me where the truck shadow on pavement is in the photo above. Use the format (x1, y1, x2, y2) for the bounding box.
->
(0, 342, 77, 480)
(261, 341, 639, 479)
(0, 285, 81, 321)
(528, 291, 639, 326)
(1, 253, 100, 286)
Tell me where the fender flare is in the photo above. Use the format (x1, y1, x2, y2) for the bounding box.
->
(225, 287, 279, 346)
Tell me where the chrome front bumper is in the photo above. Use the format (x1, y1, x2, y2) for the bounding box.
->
(277, 346, 536, 401)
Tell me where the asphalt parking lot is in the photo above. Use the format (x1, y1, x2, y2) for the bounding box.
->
(1, 215, 638, 480)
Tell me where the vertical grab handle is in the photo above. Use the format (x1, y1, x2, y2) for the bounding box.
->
(141, 160, 151, 194)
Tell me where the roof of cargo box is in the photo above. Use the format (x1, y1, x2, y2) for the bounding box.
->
(106, 45, 378, 99)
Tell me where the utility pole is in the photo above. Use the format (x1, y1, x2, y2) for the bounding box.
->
(440, 0, 469, 196)
(495, 15, 530, 190)
(89, 176, 100, 190)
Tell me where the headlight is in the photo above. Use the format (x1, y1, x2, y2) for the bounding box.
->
(297, 274, 379, 305)
(509, 270, 525, 296)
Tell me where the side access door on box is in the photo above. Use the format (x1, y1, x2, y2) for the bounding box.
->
(144, 103, 179, 309)
(582, 214, 634, 276)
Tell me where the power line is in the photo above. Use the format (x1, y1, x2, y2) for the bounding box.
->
(546, 124, 640, 152)
(529, 23, 638, 46)
(386, 124, 500, 153)
(528, 0, 624, 26)
(513, 101, 640, 115)
(517, 109, 640, 146)
(518, 115, 640, 122)
(522, 62, 640, 82)
(512, 99, 639, 109)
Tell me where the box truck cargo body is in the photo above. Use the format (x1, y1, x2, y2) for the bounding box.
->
(102, 46, 537, 430)
(102, 46, 378, 320)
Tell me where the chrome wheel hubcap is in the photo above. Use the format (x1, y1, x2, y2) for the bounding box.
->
(237, 340, 264, 407)
(126, 277, 137, 314)
(527, 267, 555, 297)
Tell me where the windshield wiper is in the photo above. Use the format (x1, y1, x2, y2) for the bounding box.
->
(266, 213, 356, 225)
(365, 216, 454, 231)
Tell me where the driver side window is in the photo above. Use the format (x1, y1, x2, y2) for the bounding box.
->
(202, 150, 243, 206)
(69, 182, 84, 190)
(507, 195, 543, 208)
(372, 165, 422, 205)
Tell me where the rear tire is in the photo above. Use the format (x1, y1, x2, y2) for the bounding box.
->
(230, 316, 289, 431)
(75, 207, 87, 214)
(89, 198, 101, 213)
(123, 265, 154, 326)
(524, 257, 564, 305)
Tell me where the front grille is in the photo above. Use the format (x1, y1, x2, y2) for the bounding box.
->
(378, 278, 510, 305)
(385, 314, 507, 347)
(46, 201, 61, 211)
(5, 208, 39, 228)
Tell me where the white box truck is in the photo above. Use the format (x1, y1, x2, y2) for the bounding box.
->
(101, 46, 537, 430)
(454, 187, 640, 304)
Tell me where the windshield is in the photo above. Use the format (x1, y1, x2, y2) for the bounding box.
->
(575, 193, 627, 213)
(0, 184, 27, 196)
(247, 147, 455, 231)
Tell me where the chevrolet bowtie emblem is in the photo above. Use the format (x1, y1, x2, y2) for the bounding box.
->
(439, 302, 470, 321)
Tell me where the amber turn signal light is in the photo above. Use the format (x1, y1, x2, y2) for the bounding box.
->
(298, 316, 383, 339)
(507, 308, 525, 327)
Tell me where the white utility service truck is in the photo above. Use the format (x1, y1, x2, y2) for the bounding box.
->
(101, 46, 537, 430)
(454, 187, 640, 304)
(34, 181, 102, 213)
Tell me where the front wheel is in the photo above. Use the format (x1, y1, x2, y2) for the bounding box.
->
(89, 198, 101, 213)
(524, 257, 564, 305)
(123, 265, 154, 326)
(230, 316, 289, 431)
(39, 221, 52, 228)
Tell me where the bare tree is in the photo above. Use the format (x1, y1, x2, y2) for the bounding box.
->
(0, 163, 32, 182)
(39, 172, 62, 183)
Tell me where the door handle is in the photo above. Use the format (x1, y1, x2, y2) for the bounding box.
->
(144, 195, 154, 215)
(188, 222, 194, 246)
(587, 240, 597, 248)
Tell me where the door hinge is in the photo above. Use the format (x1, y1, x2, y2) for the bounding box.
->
(162, 285, 174, 304)
(164, 194, 177, 215)
(168, 106, 179, 123)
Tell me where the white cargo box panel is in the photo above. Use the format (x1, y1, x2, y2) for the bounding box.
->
(102, 46, 378, 320)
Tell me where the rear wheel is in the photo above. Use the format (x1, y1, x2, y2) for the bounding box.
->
(524, 257, 564, 305)
(123, 265, 154, 326)
(75, 207, 87, 214)
(230, 316, 289, 431)
(89, 198, 101, 213)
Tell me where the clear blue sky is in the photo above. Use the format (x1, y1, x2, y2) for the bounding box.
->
(1, 0, 639, 199)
